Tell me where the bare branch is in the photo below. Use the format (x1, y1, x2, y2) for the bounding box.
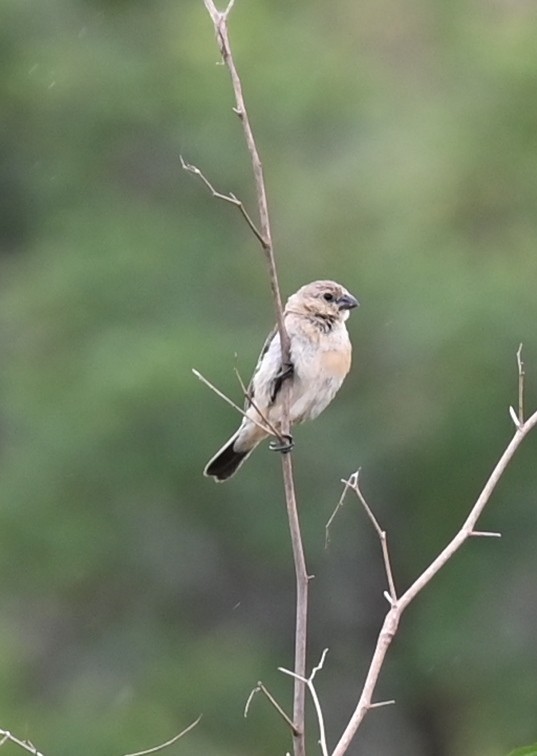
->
(201, 1, 288, 356)
(199, 5, 307, 753)
(122, 716, 202, 756)
(244, 682, 299, 736)
(180, 156, 266, 245)
(517, 343, 525, 423)
(332, 404, 537, 756)
(346, 472, 398, 604)
(192, 368, 274, 436)
(324, 471, 357, 548)
(0, 729, 44, 756)
(280, 649, 330, 756)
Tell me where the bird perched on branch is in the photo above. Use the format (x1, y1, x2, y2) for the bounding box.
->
(204, 280, 359, 481)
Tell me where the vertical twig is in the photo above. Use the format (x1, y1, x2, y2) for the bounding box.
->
(517, 343, 525, 423)
(199, 3, 307, 753)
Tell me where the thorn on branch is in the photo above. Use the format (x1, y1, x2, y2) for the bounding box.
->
(369, 699, 396, 710)
(509, 405, 522, 429)
(470, 530, 502, 538)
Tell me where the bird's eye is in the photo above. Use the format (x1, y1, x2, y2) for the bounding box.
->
(323, 292, 334, 302)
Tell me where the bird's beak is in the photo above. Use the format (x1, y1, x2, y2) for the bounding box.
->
(337, 293, 359, 310)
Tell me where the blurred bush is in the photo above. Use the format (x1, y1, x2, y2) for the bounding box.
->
(1, 1, 537, 754)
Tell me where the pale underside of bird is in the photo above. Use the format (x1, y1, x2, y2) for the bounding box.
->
(204, 280, 359, 481)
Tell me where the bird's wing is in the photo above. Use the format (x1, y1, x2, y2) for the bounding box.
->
(244, 324, 279, 409)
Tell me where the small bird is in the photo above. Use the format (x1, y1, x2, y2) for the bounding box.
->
(204, 280, 359, 481)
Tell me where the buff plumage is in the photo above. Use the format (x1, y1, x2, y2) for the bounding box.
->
(204, 280, 359, 481)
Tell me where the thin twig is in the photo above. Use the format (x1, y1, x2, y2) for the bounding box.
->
(509, 405, 522, 429)
(332, 404, 537, 756)
(244, 682, 299, 736)
(324, 472, 357, 549)
(368, 700, 396, 709)
(280, 649, 330, 756)
(199, 4, 307, 755)
(329, 471, 398, 603)
(517, 343, 525, 423)
(192, 369, 274, 437)
(122, 716, 202, 756)
(233, 366, 283, 442)
(346, 472, 398, 603)
(0, 729, 44, 756)
(201, 0, 288, 351)
(180, 157, 265, 245)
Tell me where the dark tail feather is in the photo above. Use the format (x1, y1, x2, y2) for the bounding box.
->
(204, 433, 251, 482)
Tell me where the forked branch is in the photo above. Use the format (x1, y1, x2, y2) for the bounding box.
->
(0, 729, 44, 756)
(332, 349, 537, 755)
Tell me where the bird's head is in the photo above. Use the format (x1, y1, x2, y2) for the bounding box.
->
(286, 280, 359, 322)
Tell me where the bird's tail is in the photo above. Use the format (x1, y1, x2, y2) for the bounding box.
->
(204, 431, 259, 482)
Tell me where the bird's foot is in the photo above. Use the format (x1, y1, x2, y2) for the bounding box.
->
(269, 434, 294, 454)
(276, 362, 294, 383)
(270, 361, 294, 403)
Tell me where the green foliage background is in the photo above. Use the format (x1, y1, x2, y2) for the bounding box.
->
(2, 1, 537, 754)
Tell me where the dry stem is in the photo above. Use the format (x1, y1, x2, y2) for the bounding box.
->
(198, 3, 308, 753)
(244, 682, 299, 736)
(0, 729, 44, 756)
(192, 368, 276, 438)
(331, 407, 537, 756)
(122, 716, 202, 756)
(280, 649, 330, 756)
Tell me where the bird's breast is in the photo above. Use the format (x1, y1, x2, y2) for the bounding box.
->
(318, 347, 352, 378)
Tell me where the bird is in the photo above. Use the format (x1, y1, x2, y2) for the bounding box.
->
(204, 280, 359, 482)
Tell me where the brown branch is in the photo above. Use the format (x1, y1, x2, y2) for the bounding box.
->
(201, 0, 288, 353)
(325, 471, 397, 604)
(180, 156, 265, 245)
(244, 682, 299, 736)
(122, 716, 202, 756)
(331, 407, 537, 756)
(346, 472, 398, 604)
(325, 474, 355, 549)
(192, 368, 274, 437)
(199, 3, 307, 754)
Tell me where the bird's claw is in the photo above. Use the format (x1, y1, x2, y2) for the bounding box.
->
(276, 362, 294, 382)
(269, 434, 294, 454)
(270, 361, 294, 403)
